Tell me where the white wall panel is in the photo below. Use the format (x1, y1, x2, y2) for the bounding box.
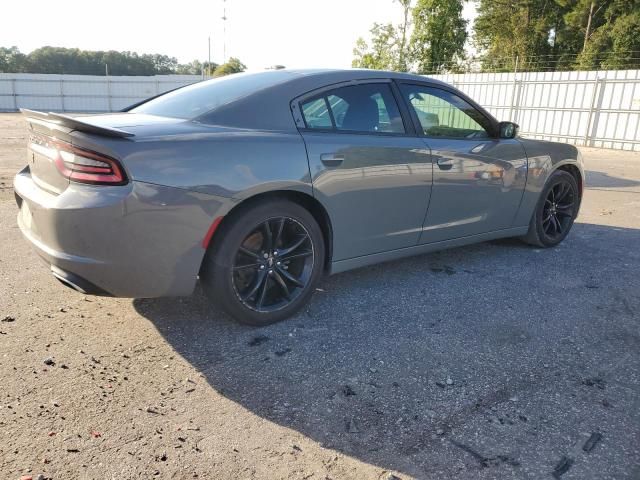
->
(1, 71, 639, 151)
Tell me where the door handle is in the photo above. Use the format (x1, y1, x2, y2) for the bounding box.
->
(436, 157, 454, 170)
(320, 153, 344, 166)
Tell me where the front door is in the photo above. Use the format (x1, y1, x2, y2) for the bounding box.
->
(398, 83, 528, 244)
(295, 82, 432, 261)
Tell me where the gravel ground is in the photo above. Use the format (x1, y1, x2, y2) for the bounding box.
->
(1, 112, 639, 480)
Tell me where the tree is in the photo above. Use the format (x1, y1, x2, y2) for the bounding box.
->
(474, 0, 568, 71)
(0, 46, 246, 76)
(603, 12, 640, 69)
(396, 0, 413, 71)
(410, 0, 467, 73)
(175, 60, 206, 75)
(213, 57, 247, 76)
(352, 0, 413, 71)
(0, 46, 27, 72)
(562, 0, 640, 69)
(352, 23, 403, 70)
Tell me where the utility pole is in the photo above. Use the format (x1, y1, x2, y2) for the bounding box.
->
(221, 0, 228, 63)
(208, 35, 211, 76)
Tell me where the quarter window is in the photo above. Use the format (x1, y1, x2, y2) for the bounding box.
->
(301, 98, 332, 129)
(400, 85, 491, 139)
(300, 84, 405, 134)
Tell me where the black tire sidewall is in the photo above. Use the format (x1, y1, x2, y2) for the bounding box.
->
(533, 170, 579, 247)
(201, 199, 325, 326)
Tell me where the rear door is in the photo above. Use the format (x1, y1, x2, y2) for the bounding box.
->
(293, 81, 432, 261)
(397, 83, 528, 244)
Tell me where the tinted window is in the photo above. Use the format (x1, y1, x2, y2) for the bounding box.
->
(400, 85, 491, 139)
(301, 98, 332, 129)
(131, 71, 294, 119)
(300, 84, 405, 134)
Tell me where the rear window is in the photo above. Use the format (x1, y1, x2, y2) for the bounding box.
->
(131, 71, 294, 119)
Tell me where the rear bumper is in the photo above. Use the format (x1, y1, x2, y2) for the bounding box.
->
(14, 167, 228, 298)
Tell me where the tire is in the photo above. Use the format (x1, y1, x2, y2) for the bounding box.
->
(200, 199, 325, 326)
(521, 170, 580, 248)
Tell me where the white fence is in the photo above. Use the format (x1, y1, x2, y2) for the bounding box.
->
(0, 73, 202, 112)
(431, 69, 640, 151)
(1, 70, 640, 151)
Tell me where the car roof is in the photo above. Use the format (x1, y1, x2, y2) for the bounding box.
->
(271, 68, 450, 88)
(198, 69, 460, 132)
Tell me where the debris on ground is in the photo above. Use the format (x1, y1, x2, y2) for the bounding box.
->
(583, 432, 603, 452)
(341, 384, 356, 397)
(552, 456, 573, 478)
(582, 377, 606, 389)
(346, 418, 360, 433)
(248, 335, 269, 347)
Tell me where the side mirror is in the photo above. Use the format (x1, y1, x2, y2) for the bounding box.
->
(498, 121, 519, 139)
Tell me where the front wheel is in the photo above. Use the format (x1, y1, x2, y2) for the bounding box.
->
(200, 199, 325, 326)
(521, 170, 580, 247)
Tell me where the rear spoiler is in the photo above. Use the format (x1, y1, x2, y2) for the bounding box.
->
(20, 109, 134, 138)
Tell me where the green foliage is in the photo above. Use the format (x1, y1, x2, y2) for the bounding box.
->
(474, 0, 567, 71)
(475, 0, 640, 72)
(0, 46, 27, 72)
(213, 57, 247, 77)
(410, 0, 467, 74)
(569, 0, 640, 69)
(352, 0, 467, 73)
(176, 60, 206, 75)
(396, 0, 414, 71)
(0, 46, 239, 76)
(352, 23, 404, 70)
(604, 12, 640, 69)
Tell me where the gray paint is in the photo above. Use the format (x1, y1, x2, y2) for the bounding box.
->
(14, 69, 584, 298)
(302, 131, 432, 260)
(15, 169, 227, 297)
(419, 138, 528, 243)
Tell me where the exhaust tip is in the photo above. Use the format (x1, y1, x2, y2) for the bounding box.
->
(50, 265, 113, 297)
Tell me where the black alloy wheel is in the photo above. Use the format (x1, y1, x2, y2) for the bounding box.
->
(200, 199, 325, 326)
(522, 169, 580, 247)
(232, 217, 314, 312)
(541, 180, 576, 240)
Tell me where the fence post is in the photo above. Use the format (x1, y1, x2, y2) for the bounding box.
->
(11, 78, 17, 111)
(106, 76, 112, 112)
(508, 56, 519, 121)
(512, 80, 523, 124)
(59, 79, 65, 112)
(588, 78, 606, 147)
(584, 76, 601, 146)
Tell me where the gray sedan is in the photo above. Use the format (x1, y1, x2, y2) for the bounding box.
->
(14, 69, 584, 325)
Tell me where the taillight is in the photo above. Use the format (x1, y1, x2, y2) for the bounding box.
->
(30, 135, 127, 185)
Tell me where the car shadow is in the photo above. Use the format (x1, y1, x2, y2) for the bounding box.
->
(586, 170, 640, 189)
(133, 222, 640, 478)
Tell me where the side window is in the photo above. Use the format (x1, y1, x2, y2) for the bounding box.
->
(400, 85, 491, 139)
(300, 84, 405, 134)
(301, 97, 332, 129)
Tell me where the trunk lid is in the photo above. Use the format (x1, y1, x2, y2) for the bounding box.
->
(24, 115, 74, 195)
(21, 110, 185, 195)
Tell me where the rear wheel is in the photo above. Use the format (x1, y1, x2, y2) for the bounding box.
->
(200, 200, 325, 325)
(521, 170, 580, 247)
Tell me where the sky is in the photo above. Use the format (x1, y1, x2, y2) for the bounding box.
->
(1, 0, 478, 70)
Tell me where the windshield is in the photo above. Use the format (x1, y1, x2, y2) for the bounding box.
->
(131, 71, 295, 119)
